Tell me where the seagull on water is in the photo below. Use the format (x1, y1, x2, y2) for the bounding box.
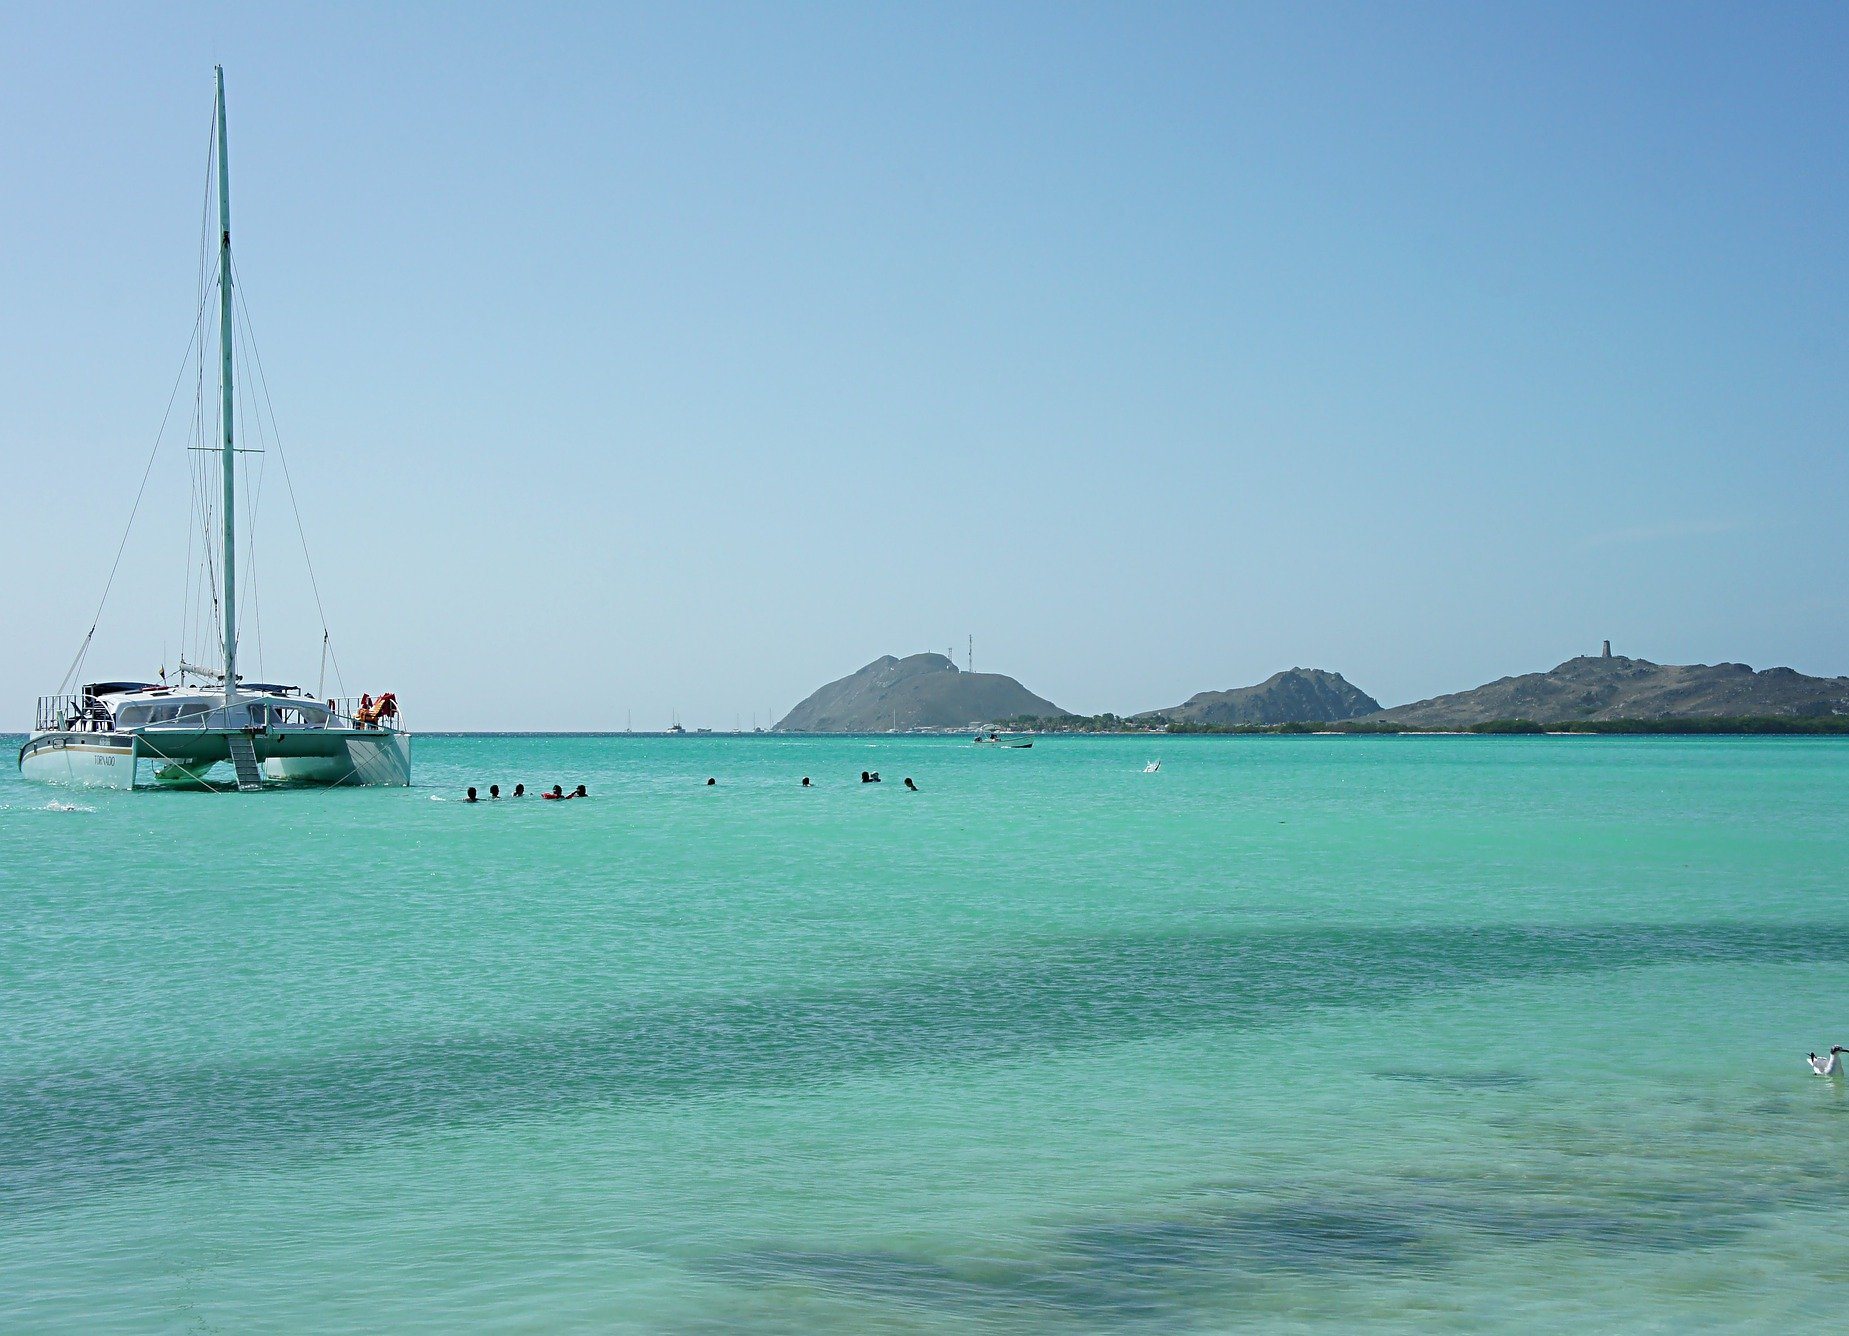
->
(1807, 1046, 1844, 1077)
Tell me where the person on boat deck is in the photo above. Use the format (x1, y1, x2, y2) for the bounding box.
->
(544, 784, 565, 800)
(465, 787, 479, 803)
(512, 783, 526, 797)
(357, 693, 374, 726)
(489, 784, 500, 799)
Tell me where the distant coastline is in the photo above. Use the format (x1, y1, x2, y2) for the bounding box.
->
(918, 715, 1849, 736)
(772, 649, 1849, 735)
(272, 721, 1849, 738)
(1156, 715, 1849, 736)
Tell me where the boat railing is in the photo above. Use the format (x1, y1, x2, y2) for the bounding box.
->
(326, 697, 407, 733)
(36, 695, 73, 731)
(36, 694, 114, 733)
(32, 692, 405, 735)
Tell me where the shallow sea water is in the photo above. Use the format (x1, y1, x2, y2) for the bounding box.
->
(3, 733, 1848, 1331)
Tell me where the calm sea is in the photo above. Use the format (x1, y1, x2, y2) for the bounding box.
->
(3, 733, 1847, 1331)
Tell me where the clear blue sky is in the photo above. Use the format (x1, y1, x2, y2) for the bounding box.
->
(4, 3, 1845, 729)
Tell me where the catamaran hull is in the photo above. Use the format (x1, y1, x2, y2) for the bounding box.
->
(17, 729, 412, 790)
(17, 737, 138, 789)
(263, 734, 411, 786)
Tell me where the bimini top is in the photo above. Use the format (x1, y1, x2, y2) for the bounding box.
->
(83, 681, 158, 698)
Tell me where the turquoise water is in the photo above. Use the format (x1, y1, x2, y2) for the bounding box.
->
(4, 734, 1848, 1331)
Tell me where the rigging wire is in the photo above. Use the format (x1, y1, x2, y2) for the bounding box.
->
(180, 111, 213, 680)
(63, 100, 225, 696)
(60, 315, 205, 696)
(232, 259, 347, 697)
(232, 304, 269, 680)
(182, 101, 219, 681)
(60, 89, 353, 707)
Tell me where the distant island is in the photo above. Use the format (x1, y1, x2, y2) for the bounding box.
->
(1351, 651, 1849, 730)
(775, 654, 1066, 732)
(1134, 669, 1380, 728)
(775, 646, 1849, 735)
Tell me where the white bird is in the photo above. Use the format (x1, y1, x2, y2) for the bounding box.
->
(1807, 1046, 1844, 1077)
(1144, 760, 1160, 774)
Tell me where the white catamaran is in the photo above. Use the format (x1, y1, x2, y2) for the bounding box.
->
(18, 69, 410, 792)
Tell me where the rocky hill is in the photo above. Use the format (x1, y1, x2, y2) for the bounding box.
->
(1361, 654, 1849, 728)
(1138, 668, 1381, 727)
(776, 654, 1068, 732)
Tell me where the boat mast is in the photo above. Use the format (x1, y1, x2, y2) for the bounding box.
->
(215, 66, 237, 708)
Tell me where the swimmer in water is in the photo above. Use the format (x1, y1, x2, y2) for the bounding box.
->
(904, 777, 917, 791)
(573, 784, 587, 798)
(489, 784, 500, 799)
(706, 777, 716, 786)
(802, 777, 811, 787)
(860, 771, 870, 783)
(544, 784, 564, 800)
(465, 787, 479, 803)
(512, 784, 525, 797)
(1808, 1046, 1844, 1076)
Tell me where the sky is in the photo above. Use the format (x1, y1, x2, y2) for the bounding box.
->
(3, 2, 1846, 729)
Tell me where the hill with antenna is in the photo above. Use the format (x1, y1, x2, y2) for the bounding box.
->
(1356, 652, 1849, 727)
(777, 654, 1066, 731)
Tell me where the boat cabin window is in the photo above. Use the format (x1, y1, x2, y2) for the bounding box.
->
(116, 700, 213, 727)
(271, 704, 327, 727)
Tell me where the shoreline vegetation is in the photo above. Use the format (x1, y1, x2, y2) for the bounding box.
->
(1007, 715, 1849, 736)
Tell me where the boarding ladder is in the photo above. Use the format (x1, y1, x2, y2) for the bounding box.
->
(227, 733, 264, 792)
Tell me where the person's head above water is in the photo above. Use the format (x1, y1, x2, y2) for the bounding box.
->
(489, 784, 500, 799)
(573, 785, 587, 797)
(465, 787, 478, 802)
(904, 777, 917, 790)
(513, 783, 525, 797)
(550, 784, 563, 797)
(706, 777, 716, 786)
(802, 777, 811, 786)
